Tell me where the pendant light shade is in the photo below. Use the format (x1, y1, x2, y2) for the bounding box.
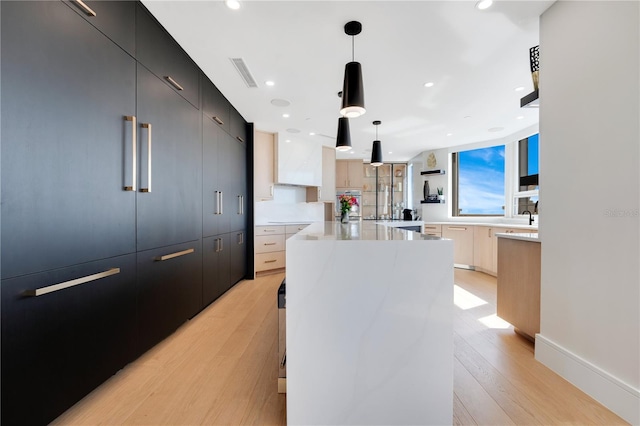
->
(370, 120, 383, 166)
(340, 21, 365, 118)
(335, 117, 352, 151)
(341, 62, 365, 118)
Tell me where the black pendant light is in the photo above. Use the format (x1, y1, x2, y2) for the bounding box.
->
(340, 21, 365, 118)
(370, 120, 383, 166)
(335, 116, 352, 151)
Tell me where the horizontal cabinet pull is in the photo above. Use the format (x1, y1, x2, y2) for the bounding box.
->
(264, 259, 277, 263)
(155, 248, 195, 262)
(447, 226, 467, 231)
(213, 116, 224, 126)
(264, 242, 277, 246)
(425, 226, 437, 230)
(262, 229, 277, 232)
(24, 268, 120, 297)
(73, 0, 96, 17)
(236, 136, 245, 143)
(164, 75, 184, 91)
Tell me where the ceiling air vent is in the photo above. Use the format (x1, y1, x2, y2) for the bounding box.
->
(230, 57, 258, 88)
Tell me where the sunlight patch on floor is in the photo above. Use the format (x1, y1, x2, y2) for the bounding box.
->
(454, 284, 488, 310)
(478, 314, 512, 329)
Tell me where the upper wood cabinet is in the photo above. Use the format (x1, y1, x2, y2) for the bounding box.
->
(202, 77, 231, 133)
(336, 159, 364, 190)
(254, 130, 275, 201)
(136, 4, 200, 109)
(63, 0, 135, 56)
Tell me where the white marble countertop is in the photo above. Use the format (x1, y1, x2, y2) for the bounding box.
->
(290, 221, 440, 241)
(255, 221, 314, 226)
(495, 232, 540, 242)
(425, 221, 538, 230)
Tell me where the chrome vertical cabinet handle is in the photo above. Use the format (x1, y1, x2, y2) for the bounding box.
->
(140, 123, 152, 193)
(124, 116, 137, 191)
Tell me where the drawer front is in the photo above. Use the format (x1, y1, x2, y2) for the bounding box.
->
(423, 224, 442, 233)
(256, 225, 285, 235)
(255, 251, 285, 272)
(256, 234, 285, 254)
(285, 224, 309, 234)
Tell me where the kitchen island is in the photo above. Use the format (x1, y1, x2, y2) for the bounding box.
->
(286, 221, 454, 425)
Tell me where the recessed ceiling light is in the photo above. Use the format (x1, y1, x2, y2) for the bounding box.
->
(282, 113, 290, 118)
(265, 80, 275, 87)
(515, 86, 525, 92)
(285, 139, 291, 143)
(225, 0, 241, 10)
(475, 0, 493, 10)
(349, 151, 354, 154)
(516, 116, 524, 120)
(309, 132, 316, 136)
(424, 82, 434, 88)
(271, 99, 291, 107)
(388, 151, 393, 154)
(446, 133, 453, 137)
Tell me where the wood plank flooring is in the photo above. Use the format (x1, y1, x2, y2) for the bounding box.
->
(53, 270, 626, 425)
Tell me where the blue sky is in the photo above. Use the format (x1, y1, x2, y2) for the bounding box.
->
(458, 145, 505, 215)
(458, 135, 539, 215)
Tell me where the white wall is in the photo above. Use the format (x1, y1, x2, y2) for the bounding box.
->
(254, 185, 325, 224)
(536, 2, 639, 423)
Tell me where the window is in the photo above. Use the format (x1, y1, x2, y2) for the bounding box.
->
(452, 145, 505, 216)
(514, 133, 539, 215)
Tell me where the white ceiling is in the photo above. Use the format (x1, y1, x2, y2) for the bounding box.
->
(141, 0, 552, 162)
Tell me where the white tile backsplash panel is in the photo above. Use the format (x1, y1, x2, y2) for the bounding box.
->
(255, 186, 324, 225)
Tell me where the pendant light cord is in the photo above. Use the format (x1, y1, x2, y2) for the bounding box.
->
(352, 36, 355, 62)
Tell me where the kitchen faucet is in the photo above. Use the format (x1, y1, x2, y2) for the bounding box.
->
(522, 210, 534, 225)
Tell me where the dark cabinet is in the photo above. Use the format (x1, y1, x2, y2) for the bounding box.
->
(136, 241, 202, 356)
(136, 64, 202, 251)
(228, 134, 248, 233)
(202, 77, 231, 134)
(202, 234, 230, 306)
(1, 0, 137, 279)
(63, 0, 136, 56)
(136, 4, 200, 109)
(229, 230, 247, 286)
(203, 116, 228, 237)
(230, 106, 248, 144)
(1, 254, 137, 425)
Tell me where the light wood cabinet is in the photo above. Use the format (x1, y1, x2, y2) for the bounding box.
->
(254, 130, 275, 201)
(441, 225, 474, 266)
(254, 224, 309, 274)
(307, 146, 336, 202)
(473, 226, 494, 274)
(497, 237, 541, 340)
(423, 223, 442, 237)
(336, 159, 363, 190)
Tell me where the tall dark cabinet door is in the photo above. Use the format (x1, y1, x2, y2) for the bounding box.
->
(229, 135, 248, 233)
(1, 253, 137, 425)
(0, 1, 136, 279)
(203, 116, 226, 237)
(202, 234, 230, 306)
(229, 230, 247, 287)
(136, 65, 202, 251)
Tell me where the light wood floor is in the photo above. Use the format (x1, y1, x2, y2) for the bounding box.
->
(53, 270, 626, 425)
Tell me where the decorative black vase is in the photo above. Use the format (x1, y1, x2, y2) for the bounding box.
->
(423, 180, 430, 201)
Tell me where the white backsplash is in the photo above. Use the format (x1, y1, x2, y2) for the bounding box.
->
(255, 185, 325, 224)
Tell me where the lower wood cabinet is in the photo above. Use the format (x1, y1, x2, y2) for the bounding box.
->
(135, 242, 202, 357)
(1, 254, 137, 426)
(441, 225, 474, 266)
(254, 224, 308, 274)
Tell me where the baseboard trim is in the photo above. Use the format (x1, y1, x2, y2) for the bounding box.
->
(535, 333, 640, 425)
